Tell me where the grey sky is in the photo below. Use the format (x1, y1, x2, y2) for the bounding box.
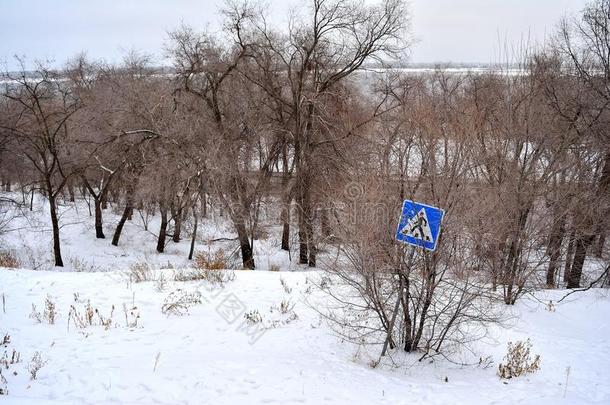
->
(0, 0, 589, 70)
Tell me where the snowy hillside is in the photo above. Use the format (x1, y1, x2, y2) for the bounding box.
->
(0, 198, 608, 404)
(1, 267, 609, 404)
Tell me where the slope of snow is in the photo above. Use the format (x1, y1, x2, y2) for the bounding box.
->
(1, 267, 609, 405)
(1, 196, 609, 404)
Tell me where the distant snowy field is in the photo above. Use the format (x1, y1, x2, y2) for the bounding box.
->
(1, 197, 609, 404)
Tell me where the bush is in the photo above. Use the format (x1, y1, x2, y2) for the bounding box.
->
(68, 301, 115, 330)
(0, 251, 18, 268)
(69, 256, 101, 272)
(0, 335, 21, 396)
(194, 250, 227, 270)
(0, 370, 6, 395)
(128, 262, 153, 283)
(271, 299, 295, 315)
(498, 339, 541, 379)
(244, 310, 263, 324)
(30, 296, 57, 324)
(174, 267, 235, 285)
(280, 277, 292, 294)
(161, 289, 202, 316)
(28, 352, 46, 380)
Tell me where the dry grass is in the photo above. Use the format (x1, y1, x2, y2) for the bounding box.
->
(0, 251, 18, 269)
(68, 301, 115, 330)
(194, 249, 227, 270)
(174, 268, 236, 285)
(128, 262, 153, 283)
(161, 289, 202, 316)
(498, 339, 541, 379)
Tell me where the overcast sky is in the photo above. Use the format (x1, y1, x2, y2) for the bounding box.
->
(0, 0, 589, 70)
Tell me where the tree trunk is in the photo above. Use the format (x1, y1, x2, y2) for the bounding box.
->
(156, 204, 168, 253)
(280, 144, 291, 252)
(68, 184, 75, 202)
(563, 226, 576, 283)
(236, 222, 255, 269)
(299, 177, 315, 266)
(307, 206, 317, 267)
(48, 196, 64, 267)
(280, 195, 291, 252)
(112, 198, 133, 246)
(503, 206, 530, 303)
(202, 193, 207, 218)
(595, 233, 606, 258)
(296, 175, 308, 264)
(189, 209, 198, 260)
(321, 207, 331, 239)
(401, 277, 414, 352)
(546, 211, 565, 287)
(567, 235, 595, 288)
(281, 221, 290, 252)
(298, 222, 308, 264)
(94, 198, 105, 239)
(172, 207, 182, 243)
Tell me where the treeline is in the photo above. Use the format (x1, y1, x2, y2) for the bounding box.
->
(0, 0, 608, 306)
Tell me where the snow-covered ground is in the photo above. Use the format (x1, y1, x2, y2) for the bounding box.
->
(1, 196, 609, 404)
(1, 269, 609, 404)
(1, 194, 292, 272)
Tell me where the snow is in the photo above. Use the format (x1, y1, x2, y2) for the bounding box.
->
(1, 194, 292, 272)
(1, 197, 609, 404)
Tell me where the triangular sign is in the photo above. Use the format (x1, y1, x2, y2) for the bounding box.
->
(399, 208, 434, 242)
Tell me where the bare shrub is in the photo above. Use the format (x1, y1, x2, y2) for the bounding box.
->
(29, 304, 42, 323)
(30, 295, 57, 324)
(269, 264, 280, 272)
(0, 340, 21, 393)
(43, 296, 57, 325)
(0, 251, 18, 268)
(279, 277, 292, 294)
(68, 301, 115, 330)
(244, 310, 263, 325)
(129, 262, 153, 283)
(0, 370, 6, 395)
(267, 302, 299, 328)
(271, 299, 295, 315)
(28, 352, 46, 380)
(160, 261, 175, 270)
(69, 256, 102, 272)
(122, 303, 140, 328)
(174, 268, 235, 285)
(1, 348, 20, 369)
(320, 174, 505, 360)
(155, 272, 168, 292)
(498, 339, 541, 379)
(161, 289, 202, 316)
(194, 249, 227, 270)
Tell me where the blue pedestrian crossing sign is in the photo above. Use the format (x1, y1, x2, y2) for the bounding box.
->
(395, 200, 445, 251)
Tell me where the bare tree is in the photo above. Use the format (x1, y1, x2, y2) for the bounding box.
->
(234, 0, 409, 266)
(555, 0, 610, 287)
(1, 60, 81, 266)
